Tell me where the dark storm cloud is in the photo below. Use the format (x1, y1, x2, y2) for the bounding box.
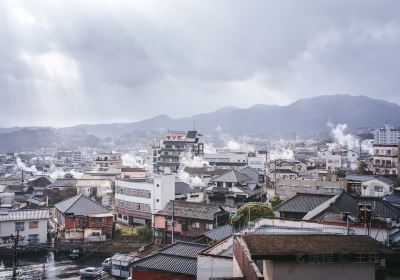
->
(0, 0, 400, 126)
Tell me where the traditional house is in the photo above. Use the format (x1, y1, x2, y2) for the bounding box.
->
(54, 194, 113, 241)
(131, 241, 208, 280)
(153, 201, 229, 244)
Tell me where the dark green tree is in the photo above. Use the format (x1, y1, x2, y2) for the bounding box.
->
(270, 196, 282, 208)
(231, 202, 274, 229)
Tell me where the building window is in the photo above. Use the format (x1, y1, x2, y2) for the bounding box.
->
(29, 221, 39, 229)
(205, 223, 213, 230)
(191, 222, 200, 228)
(117, 214, 122, 219)
(15, 222, 25, 231)
(291, 185, 299, 191)
(374, 186, 384, 192)
(28, 234, 39, 244)
(156, 199, 160, 202)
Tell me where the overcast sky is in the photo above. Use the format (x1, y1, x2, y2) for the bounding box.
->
(1, 0, 400, 127)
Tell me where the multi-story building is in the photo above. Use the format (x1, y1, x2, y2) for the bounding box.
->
(152, 131, 204, 174)
(94, 152, 122, 172)
(72, 151, 83, 165)
(372, 144, 399, 176)
(0, 208, 49, 246)
(115, 174, 175, 225)
(374, 124, 400, 145)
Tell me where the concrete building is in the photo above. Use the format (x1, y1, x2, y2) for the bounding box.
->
(372, 144, 399, 176)
(0, 208, 49, 246)
(115, 174, 175, 225)
(152, 131, 204, 174)
(205, 152, 248, 169)
(374, 124, 400, 145)
(345, 175, 394, 197)
(94, 152, 122, 172)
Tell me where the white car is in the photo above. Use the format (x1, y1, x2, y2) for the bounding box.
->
(79, 267, 103, 279)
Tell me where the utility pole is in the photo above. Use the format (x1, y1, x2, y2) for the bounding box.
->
(171, 200, 175, 244)
(12, 230, 20, 280)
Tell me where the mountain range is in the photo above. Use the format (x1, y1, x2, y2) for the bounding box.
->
(57, 94, 400, 138)
(1, 94, 400, 151)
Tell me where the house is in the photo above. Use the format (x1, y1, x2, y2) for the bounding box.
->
(54, 194, 113, 241)
(197, 235, 234, 280)
(275, 178, 345, 200)
(111, 254, 139, 278)
(119, 167, 146, 180)
(268, 159, 307, 175)
(115, 174, 175, 225)
(76, 175, 113, 208)
(233, 234, 397, 280)
(131, 241, 208, 280)
(238, 166, 265, 188)
(49, 178, 78, 205)
(175, 181, 203, 203)
(0, 208, 49, 247)
(274, 193, 333, 219)
(201, 224, 233, 244)
(153, 201, 229, 244)
(93, 152, 122, 172)
(345, 175, 394, 197)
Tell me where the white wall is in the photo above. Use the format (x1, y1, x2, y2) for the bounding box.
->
(361, 179, 392, 197)
(0, 219, 47, 246)
(197, 255, 233, 280)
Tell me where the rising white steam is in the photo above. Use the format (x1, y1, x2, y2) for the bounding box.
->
(219, 134, 255, 153)
(329, 123, 373, 154)
(268, 148, 295, 161)
(122, 153, 144, 167)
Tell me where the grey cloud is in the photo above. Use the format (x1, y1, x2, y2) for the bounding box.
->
(0, 0, 400, 126)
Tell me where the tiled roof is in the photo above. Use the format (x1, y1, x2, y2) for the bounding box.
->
(204, 224, 233, 241)
(242, 234, 395, 258)
(132, 241, 207, 276)
(0, 208, 49, 222)
(156, 201, 225, 220)
(175, 182, 201, 194)
(51, 178, 78, 188)
(385, 188, 400, 206)
(159, 241, 208, 258)
(274, 193, 333, 214)
(55, 194, 110, 216)
(132, 254, 198, 275)
(211, 170, 251, 183)
(345, 175, 394, 185)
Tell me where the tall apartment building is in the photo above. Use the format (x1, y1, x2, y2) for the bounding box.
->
(115, 174, 175, 225)
(152, 131, 204, 174)
(94, 152, 122, 171)
(374, 124, 400, 145)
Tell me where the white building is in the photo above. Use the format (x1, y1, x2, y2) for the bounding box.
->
(115, 174, 175, 225)
(247, 154, 266, 172)
(72, 151, 83, 165)
(0, 208, 49, 246)
(374, 124, 400, 145)
(94, 152, 122, 171)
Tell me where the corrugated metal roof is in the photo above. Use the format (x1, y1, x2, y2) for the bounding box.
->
(51, 178, 78, 188)
(159, 241, 208, 258)
(55, 194, 110, 216)
(204, 224, 233, 241)
(0, 209, 49, 222)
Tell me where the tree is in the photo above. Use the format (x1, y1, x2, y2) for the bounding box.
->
(357, 161, 372, 175)
(231, 202, 274, 229)
(270, 196, 282, 208)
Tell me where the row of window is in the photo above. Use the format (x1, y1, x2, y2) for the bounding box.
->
(278, 185, 341, 193)
(116, 187, 151, 198)
(15, 221, 39, 231)
(116, 199, 151, 212)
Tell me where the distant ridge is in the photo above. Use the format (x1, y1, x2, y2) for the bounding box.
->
(1, 95, 400, 142)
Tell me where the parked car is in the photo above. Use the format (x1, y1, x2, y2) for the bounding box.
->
(79, 267, 103, 279)
(69, 249, 81, 260)
(101, 257, 111, 270)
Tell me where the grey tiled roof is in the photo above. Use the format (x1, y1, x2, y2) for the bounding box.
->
(274, 193, 333, 213)
(132, 254, 198, 275)
(211, 170, 251, 183)
(385, 188, 400, 206)
(204, 224, 233, 241)
(175, 182, 201, 195)
(156, 201, 225, 220)
(345, 175, 394, 185)
(159, 241, 208, 258)
(55, 194, 110, 216)
(132, 241, 207, 276)
(51, 178, 78, 188)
